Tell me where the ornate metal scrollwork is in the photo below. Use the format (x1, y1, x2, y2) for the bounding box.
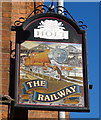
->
(12, 2, 88, 31)
(56, 6, 76, 22)
(26, 4, 53, 19)
(26, 4, 76, 23)
(78, 21, 88, 31)
(10, 49, 15, 59)
(14, 17, 25, 26)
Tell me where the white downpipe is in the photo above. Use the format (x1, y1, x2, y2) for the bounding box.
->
(59, 111, 66, 120)
(57, 0, 64, 14)
(57, 0, 66, 120)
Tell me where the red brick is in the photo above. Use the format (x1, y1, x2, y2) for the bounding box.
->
(2, 6, 11, 12)
(2, 17, 11, 24)
(0, 2, 2, 6)
(0, 12, 1, 16)
(0, 65, 2, 71)
(11, 35, 15, 41)
(2, 53, 10, 59)
(2, 30, 11, 37)
(2, 41, 10, 48)
(0, 23, 2, 28)
(2, 65, 9, 71)
(2, 71, 9, 79)
(2, 36, 11, 41)
(20, 9, 27, 14)
(12, 2, 26, 8)
(28, 110, 59, 118)
(2, 71, 9, 80)
(0, 17, 2, 23)
(2, 24, 11, 31)
(0, 105, 8, 119)
(0, 58, 1, 64)
(0, 29, 2, 34)
(2, 59, 10, 65)
(2, 48, 10, 53)
(2, 2, 12, 7)
(12, 9, 20, 14)
(0, 69, 2, 75)
(0, 84, 9, 95)
(2, 22, 10, 27)
(2, 78, 9, 85)
(11, 14, 26, 19)
(2, 12, 11, 18)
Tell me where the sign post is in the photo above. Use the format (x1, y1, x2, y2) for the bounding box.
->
(11, 4, 90, 115)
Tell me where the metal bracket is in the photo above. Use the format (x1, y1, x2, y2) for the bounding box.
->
(11, 2, 88, 31)
(89, 84, 93, 89)
(0, 95, 15, 105)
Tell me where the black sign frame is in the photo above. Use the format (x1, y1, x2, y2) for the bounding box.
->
(13, 12, 90, 112)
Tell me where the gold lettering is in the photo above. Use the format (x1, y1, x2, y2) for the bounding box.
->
(53, 94, 59, 100)
(38, 94, 44, 101)
(66, 88, 72, 94)
(40, 81, 46, 86)
(57, 90, 66, 97)
(33, 81, 40, 87)
(70, 86, 76, 92)
(44, 95, 50, 101)
(50, 95, 54, 101)
(27, 81, 33, 88)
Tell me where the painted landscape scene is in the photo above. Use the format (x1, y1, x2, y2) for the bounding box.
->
(18, 41, 84, 107)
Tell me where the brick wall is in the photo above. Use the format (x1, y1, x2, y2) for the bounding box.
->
(0, 2, 70, 119)
(0, 2, 11, 119)
(0, 2, 2, 118)
(0, 1, 2, 93)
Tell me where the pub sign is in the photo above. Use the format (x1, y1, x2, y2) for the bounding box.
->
(13, 13, 90, 111)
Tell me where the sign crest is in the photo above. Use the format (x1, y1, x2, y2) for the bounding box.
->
(34, 20, 69, 39)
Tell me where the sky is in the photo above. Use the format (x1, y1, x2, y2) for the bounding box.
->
(64, 2, 99, 119)
(44, 2, 99, 119)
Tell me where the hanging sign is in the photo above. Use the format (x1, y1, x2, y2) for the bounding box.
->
(14, 13, 89, 111)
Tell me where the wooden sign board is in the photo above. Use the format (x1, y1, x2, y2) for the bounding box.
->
(14, 13, 90, 112)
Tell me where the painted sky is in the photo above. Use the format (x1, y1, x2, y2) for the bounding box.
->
(21, 41, 82, 50)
